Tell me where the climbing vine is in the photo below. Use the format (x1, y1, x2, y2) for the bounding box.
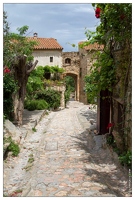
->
(81, 3, 132, 103)
(81, 4, 132, 155)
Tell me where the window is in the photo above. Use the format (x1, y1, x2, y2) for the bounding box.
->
(65, 58, 71, 64)
(50, 57, 53, 62)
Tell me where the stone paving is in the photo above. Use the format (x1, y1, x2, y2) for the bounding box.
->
(3, 101, 130, 197)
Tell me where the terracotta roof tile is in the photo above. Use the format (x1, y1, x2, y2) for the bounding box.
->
(28, 37, 63, 50)
(78, 41, 104, 51)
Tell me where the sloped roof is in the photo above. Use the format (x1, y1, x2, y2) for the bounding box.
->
(78, 41, 104, 51)
(28, 37, 63, 50)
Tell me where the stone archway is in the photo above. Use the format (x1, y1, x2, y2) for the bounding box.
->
(62, 52, 80, 101)
(63, 72, 79, 101)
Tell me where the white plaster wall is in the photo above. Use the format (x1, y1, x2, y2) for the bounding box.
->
(33, 50, 62, 68)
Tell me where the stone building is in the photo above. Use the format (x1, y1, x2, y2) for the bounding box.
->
(62, 43, 103, 104)
(28, 33, 63, 67)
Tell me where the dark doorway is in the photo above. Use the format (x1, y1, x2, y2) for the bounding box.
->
(97, 89, 110, 134)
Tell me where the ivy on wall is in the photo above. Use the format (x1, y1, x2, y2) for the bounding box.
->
(81, 4, 132, 154)
(81, 3, 132, 103)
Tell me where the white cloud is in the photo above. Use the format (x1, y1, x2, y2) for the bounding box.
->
(74, 5, 94, 13)
(3, 3, 99, 51)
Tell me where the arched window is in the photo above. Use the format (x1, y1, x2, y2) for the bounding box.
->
(65, 58, 71, 64)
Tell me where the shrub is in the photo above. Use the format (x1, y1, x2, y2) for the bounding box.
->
(64, 89, 71, 105)
(119, 150, 132, 168)
(24, 99, 48, 111)
(35, 89, 61, 109)
(3, 73, 17, 120)
(7, 141, 20, 156)
(36, 99, 49, 110)
(26, 66, 62, 110)
(26, 76, 44, 96)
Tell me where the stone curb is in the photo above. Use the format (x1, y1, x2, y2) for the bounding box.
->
(22, 109, 49, 129)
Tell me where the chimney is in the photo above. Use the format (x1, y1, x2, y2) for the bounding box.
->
(33, 32, 38, 38)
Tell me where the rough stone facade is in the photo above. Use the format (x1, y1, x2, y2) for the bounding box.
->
(62, 52, 80, 101)
(112, 48, 132, 151)
(78, 47, 97, 104)
(62, 44, 103, 104)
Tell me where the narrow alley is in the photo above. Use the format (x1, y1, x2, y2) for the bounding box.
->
(4, 101, 130, 197)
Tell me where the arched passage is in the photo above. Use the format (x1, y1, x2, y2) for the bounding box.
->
(63, 72, 79, 101)
(64, 76, 75, 100)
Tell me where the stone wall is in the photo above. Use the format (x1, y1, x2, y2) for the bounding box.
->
(79, 47, 98, 104)
(78, 48, 88, 104)
(112, 48, 132, 151)
(62, 52, 80, 74)
(61, 49, 99, 104)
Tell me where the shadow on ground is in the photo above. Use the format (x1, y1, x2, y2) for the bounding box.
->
(71, 130, 129, 197)
(80, 110, 97, 122)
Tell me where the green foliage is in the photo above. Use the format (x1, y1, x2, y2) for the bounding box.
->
(35, 89, 61, 109)
(64, 76, 75, 105)
(3, 12, 18, 120)
(3, 12, 39, 122)
(31, 66, 45, 79)
(24, 99, 49, 111)
(43, 65, 53, 73)
(27, 76, 44, 94)
(43, 65, 64, 74)
(26, 65, 62, 110)
(26, 65, 64, 97)
(3, 11, 38, 67)
(85, 51, 116, 102)
(43, 65, 64, 81)
(32, 127, 37, 132)
(106, 134, 114, 145)
(52, 66, 64, 73)
(26, 66, 45, 97)
(3, 73, 18, 120)
(83, 3, 131, 102)
(28, 157, 34, 163)
(64, 76, 75, 92)
(7, 141, 20, 156)
(119, 150, 132, 168)
(3, 136, 12, 144)
(28, 154, 34, 163)
(64, 89, 71, 105)
(3, 11, 11, 66)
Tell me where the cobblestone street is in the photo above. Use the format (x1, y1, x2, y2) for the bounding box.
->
(3, 101, 130, 197)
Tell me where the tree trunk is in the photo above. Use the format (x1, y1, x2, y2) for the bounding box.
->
(12, 55, 38, 126)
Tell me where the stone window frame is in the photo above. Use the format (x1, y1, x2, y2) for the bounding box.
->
(65, 58, 71, 64)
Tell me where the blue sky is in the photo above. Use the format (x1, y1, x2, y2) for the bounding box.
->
(3, 2, 100, 52)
